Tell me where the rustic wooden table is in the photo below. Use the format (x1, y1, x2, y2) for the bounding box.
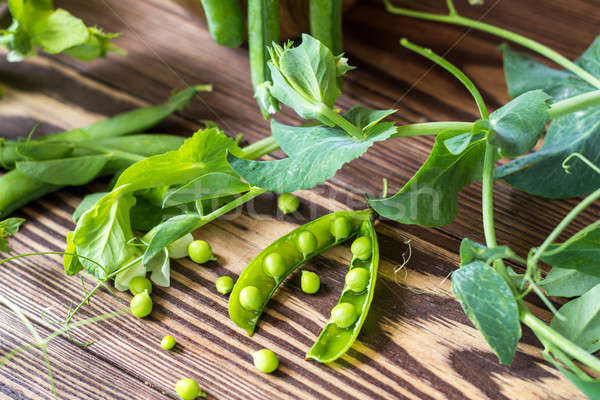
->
(1, 0, 599, 399)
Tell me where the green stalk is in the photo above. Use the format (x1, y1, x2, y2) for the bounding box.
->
(547, 90, 600, 119)
(239, 135, 280, 160)
(393, 121, 474, 137)
(309, 0, 343, 55)
(383, 0, 600, 89)
(318, 104, 364, 139)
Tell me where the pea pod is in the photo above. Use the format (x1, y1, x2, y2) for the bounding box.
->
(0, 170, 59, 219)
(229, 209, 372, 335)
(309, 0, 343, 55)
(199, 0, 245, 48)
(306, 218, 378, 363)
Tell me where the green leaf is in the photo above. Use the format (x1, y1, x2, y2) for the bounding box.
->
(541, 221, 600, 277)
(16, 142, 74, 160)
(343, 105, 396, 131)
(551, 283, 600, 352)
(147, 248, 171, 287)
(115, 128, 236, 192)
(459, 238, 517, 266)
(496, 40, 600, 198)
(63, 231, 83, 276)
(0, 217, 25, 253)
(540, 268, 600, 298)
(73, 187, 137, 279)
(544, 353, 600, 400)
(64, 27, 124, 62)
(230, 118, 396, 192)
(29, 8, 89, 54)
(142, 214, 203, 265)
(162, 172, 249, 206)
(368, 129, 486, 226)
(488, 90, 551, 158)
(16, 154, 109, 185)
(73, 192, 107, 223)
(452, 261, 521, 365)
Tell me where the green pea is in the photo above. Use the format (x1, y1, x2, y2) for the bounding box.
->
(167, 233, 194, 259)
(252, 348, 279, 373)
(161, 335, 176, 350)
(301, 270, 320, 294)
(188, 240, 216, 264)
(330, 302, 358, 328)
(129, 276, 152, 296)
(350, 236, 372, 261)
(330, 217, 352, 241)
(296, 231, 317, 257)
(130, 291, 153, 318)
(216, 276, 234, 295)
(263, 253, 286, 279)
(240, 286, 263, 311)
(174, 378, 201, 400)
(277, 192, 300, 214)
(345, 268, 369, 292)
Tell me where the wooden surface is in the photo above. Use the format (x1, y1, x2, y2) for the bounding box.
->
(1, 0, 599, 399)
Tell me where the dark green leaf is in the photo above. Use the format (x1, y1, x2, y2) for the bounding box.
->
(496, 41, 600, 198)
(452, 261, 521, 365)
(551, 283, 600, 352)
(459, 238, 517, 266)
(368, 130, 486, 226)
(142, 214, 204, 265)
(230, 118, 396, 192)
(488, 90, 551, 158)
(541, 221, 600, 277)
(541, 268, 600, 298)
(16, 154, 109, 185)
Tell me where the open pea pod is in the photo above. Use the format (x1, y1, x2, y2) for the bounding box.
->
(229, 209, 373, 336)
(306, 218, 378, 363)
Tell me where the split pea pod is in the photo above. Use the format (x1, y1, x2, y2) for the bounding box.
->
(306, 218, 378, 363)
(229, 209, 372, 335)
(199, 0, 245, 48)
(309, 0, 343, 55)
(248, 0, 280, 118)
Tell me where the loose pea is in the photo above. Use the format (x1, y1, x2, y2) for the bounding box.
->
(129, 276, 152, 296)
(161, 335, 176, 350)
(240, 286, 262, 311)
(130, 291, 153, 318)
(174, 378, 202, 400)
(252, 348, 279, 373)
(345, 268, 369, 292)
(296, 231, 317, 257)
(278, 193, 299, 214)
(330, 302, 358, 328)
(215, 276, 234, 295)
(263, 253, 286, 279)
(188, 240, 215, 264)
(301, 270, 320, 294)
(330, 217, 352, 241)
(167, 233, 194, 259)
(350, 236, 372, 261)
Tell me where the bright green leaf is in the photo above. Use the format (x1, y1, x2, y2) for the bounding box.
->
(0, 217, 25, 253)
(29, 9, 89, 54)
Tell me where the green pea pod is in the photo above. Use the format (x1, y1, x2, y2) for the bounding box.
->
(0, 170, 60, 219)
(306, 218, 378, 363)
(309, 0, 343, 55)
(199, 0, 245, 48)
(248, 0, 280, 118)
(229, 209, 372, 335)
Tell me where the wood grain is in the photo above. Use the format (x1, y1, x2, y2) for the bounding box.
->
(0, 0, 598, 398)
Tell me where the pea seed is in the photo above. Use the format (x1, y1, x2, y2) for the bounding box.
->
(278, 193, 300, 214)
(301, 270, 320, 294)
(215, 276, 234, 295)
(330, 217, 352, 241)
(263, 253, 286, 279)
(130, 291, 153, 318)
(330, 302, 358, 328)
(129, 276, 152, 296)
(161, 335, 176, 350)
(174, 378, 201, 400)
(345, 268, 369, 292)
(350, 236, 372, 260)
(188, 239, 215, 264)
(296, 231, 317, 257)
(252, 348, 279, 373)
(240, 286, 263, 311)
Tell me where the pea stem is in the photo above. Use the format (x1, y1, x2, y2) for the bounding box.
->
(240, 135, 280, 160)
(383, 0, 600, 89)
(547, 90, 600, 119)
(318, 104, 364, 139)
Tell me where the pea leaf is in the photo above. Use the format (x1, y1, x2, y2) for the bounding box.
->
(28, 8, 89, 54)
(368, 129, 486, 226)
(64, 27, 124, 62)
(541, 221, 600, 277)
(142, 214, 204, 265)
(0, 217, 25, 253)
(488, 90, 551, 158)
(162, 172, 249, 207)
(540, 268, 600, 298)
(551, 283, 600, 353)
(63, 231, 83, 276)
(15, 154, 110, 185)
(229, 117, 396, 192)
(459, 238, 517, 266)
(452, 261, 521, 365)
(543, 352, 600, 399)
(495, 40, 600, 198)
(73, 187, 137, 279)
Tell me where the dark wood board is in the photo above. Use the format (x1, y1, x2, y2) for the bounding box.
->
(0, 0, 599, 398)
